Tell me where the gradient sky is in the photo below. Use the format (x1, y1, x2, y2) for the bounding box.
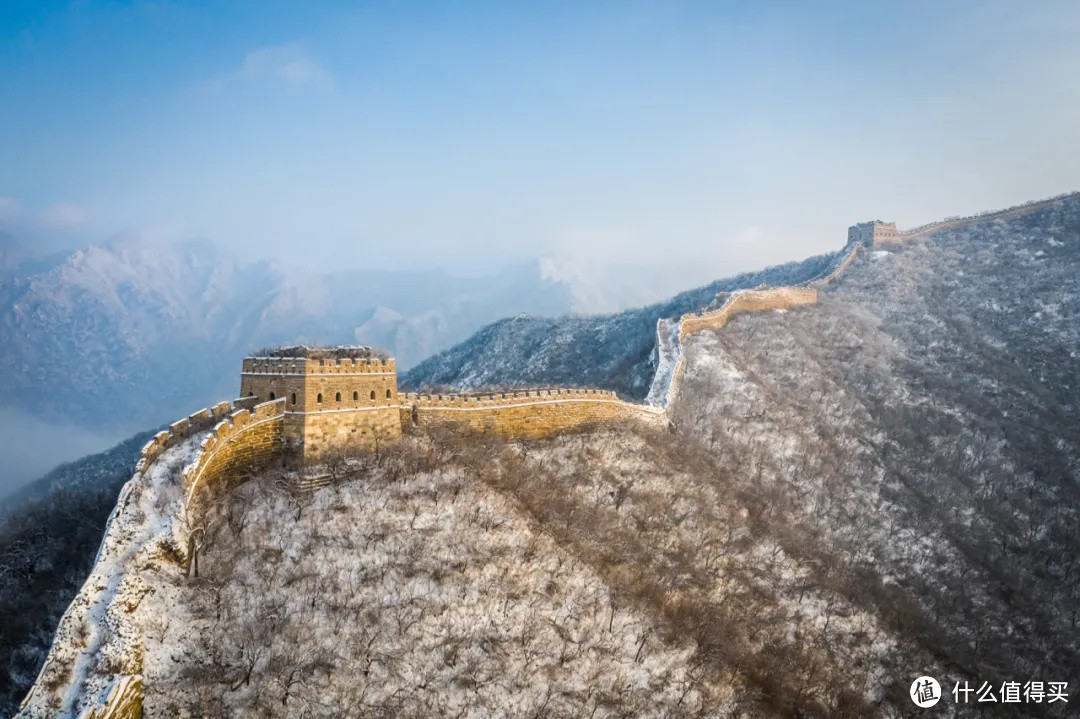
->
(2, 0, 1079, 275)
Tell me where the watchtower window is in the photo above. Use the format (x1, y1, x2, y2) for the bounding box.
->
(335, 392, 341, 402)
(269, 392, 276, 400)
(248, 391, 254, 397)
(386, 389, 392, 399)
(353, 391, 359, 400)
(370, 390, 376, 400)
(291, 393, 297, 405)
(317, 393, 323, 404)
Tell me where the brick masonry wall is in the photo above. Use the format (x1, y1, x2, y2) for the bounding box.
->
(136, 401, 233, 469)
(410, 392, 665, 438)
(181, 397, 287, 520)
(650, 242, 864, 409)
(241, 356, 398, 414)
(809, 242, 863, 289)
(679, 286, 819, 339)
(407, 387, 619, 407)
(296, 407, 403, 459)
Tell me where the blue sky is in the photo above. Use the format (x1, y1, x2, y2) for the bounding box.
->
(2, 0, 1079, 274)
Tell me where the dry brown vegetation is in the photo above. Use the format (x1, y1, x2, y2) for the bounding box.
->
(142, 422, 922, 718)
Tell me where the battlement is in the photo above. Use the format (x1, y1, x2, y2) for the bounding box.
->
(183, 397, 287, 512)
(242, 356, 396, 375)
(405, 388, 619, 408)
(138, 400, 235, 470)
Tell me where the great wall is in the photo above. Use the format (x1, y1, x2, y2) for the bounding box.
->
(17, 190, 1080, 718)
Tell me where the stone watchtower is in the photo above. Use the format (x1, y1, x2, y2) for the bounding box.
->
(847, 220, 898, 247)
(239, 346, 402, 460)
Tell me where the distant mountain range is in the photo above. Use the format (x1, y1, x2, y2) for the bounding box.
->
(0, 236, 574, 433)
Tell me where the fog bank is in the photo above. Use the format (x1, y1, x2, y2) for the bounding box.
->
(0, 408, 133, 501)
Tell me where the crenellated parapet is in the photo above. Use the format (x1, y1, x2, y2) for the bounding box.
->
(180, 397, 287, 519)
(242, 356, 396, 375)
(848, 221, 898, 247)
(407, 387, 663, 439)
(136, 401, 233, 470)
(131, 395, 292, 534)
(406, 387, 620, 407)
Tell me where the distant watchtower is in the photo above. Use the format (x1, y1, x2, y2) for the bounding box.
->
(847, 220, 898, 247)
(240, 346, 402, 461)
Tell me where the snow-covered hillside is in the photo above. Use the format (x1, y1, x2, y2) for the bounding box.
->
(137, 427, 914, 716)
(0, 432, 152, 715)
(9, 196, 1080, 717)
(666, 201, 1080, 715)
(403, 250, 844, 399)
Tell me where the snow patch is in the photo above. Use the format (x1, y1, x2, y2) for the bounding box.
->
(18, 432, 206, 718)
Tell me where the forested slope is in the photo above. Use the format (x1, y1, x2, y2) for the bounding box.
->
(669, 200, 1080, 714)
(402, 251, 844, 399)
(0, 432, 150, 716)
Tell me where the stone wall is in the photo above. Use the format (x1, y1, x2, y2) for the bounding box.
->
(405, 388, 664, 438)
(678, 286, 819, 339)
(134, 396, 288, 524)
(240, 356, 398, 414)
(647, 242, 865, 409)
(295, 406, 403, 459)
(181, 397, 287, 520)
(875, 191, 1079, 248)
(806, 242, 863, 289)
